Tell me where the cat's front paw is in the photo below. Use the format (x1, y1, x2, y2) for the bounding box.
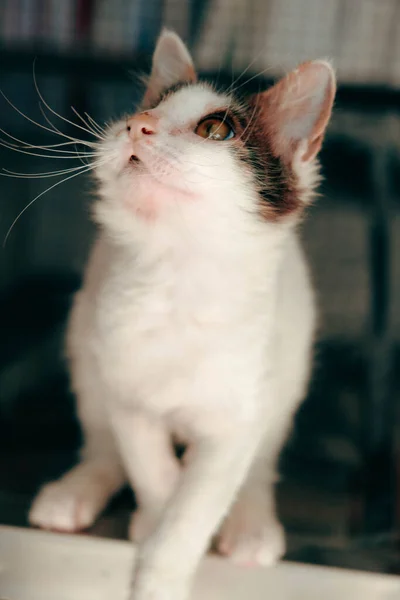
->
(29, 479, 99, 532)
(129, 576, 188, 600)
(216, 497, 286, 567)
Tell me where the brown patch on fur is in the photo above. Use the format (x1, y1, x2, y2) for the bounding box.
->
(228, 60, 335, 221)
(230, 97, 304, 221)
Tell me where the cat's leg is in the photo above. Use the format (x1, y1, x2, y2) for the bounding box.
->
(29, 360, 125, 532)
(215, 392, 305, 566)
(215, 448, 285, 567)
(110, 410, 181, 543)
(29, 452, 125, 532)
(216, 297, 316, 567)
(128, 419, 265, 600)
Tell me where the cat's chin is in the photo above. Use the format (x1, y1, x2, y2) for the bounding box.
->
(122, 174, 196, 220)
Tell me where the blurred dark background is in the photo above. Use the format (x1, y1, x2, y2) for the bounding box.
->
(1, 0, 400, 574)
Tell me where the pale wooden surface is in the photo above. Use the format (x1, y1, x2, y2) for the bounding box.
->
(1, 525, 400, 600)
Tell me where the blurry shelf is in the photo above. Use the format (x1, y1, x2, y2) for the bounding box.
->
(1, 45, 400, 111)
(0, 45, 150, 81)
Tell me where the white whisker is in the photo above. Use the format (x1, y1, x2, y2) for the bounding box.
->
(74, 141, 92, 165)
(3, 161, 102, 247)
(0, 89, 97, 147)
(235, 96, 260, 143)
(71, 106, 106, 140)
(230, 65, 276, 95)
(32, 61, 102, 140)
(1, 163, 92, 179)
(0, 138, 97, 159)
(23, 140, 93, 150)
(38, 103, 93, 166)
(226, 44, 271, 95)
(0, 127, 97, 155)
(85, 112, 107, 136)
(38, 102, 72, 139)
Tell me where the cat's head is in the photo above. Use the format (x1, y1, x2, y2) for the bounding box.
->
(93, 29, 335, 243)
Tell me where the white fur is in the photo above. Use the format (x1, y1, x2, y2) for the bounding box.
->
(29, 32, 333, 600)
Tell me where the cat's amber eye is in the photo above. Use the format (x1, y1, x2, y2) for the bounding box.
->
(195, 117, 234, 141)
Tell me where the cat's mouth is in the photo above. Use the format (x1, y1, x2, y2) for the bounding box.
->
(126, 149, 185, 192)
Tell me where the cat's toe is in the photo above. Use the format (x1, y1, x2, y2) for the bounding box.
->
(29, 480, 98, 532)
(216, 506, 285, 567)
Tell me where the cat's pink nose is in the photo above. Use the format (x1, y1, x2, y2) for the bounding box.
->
(126, 112, 158, 139)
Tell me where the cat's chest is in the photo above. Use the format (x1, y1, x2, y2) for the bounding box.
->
(99, 264, 230, 338)
(84, 245, 275, 418)
(92, 261, 244, 399)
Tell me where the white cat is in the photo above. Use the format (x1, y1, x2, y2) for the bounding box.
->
(29, 30, 336, 600)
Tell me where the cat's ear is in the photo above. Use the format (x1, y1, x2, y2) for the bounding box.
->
(142, 29, 197, 108)
(255, 61, 336, 162)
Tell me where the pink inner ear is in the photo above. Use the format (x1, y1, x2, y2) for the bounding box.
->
(256, 61, 336, 162)
(142, 31, 197, 109)
(183, 64, 197, 83)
